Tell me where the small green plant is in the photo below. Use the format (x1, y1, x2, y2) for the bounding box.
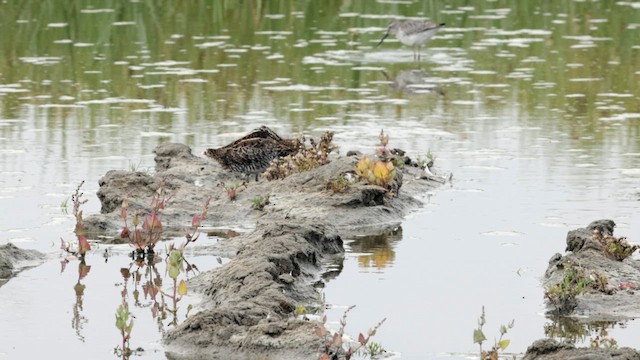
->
(128, 160, 142, 172)
(251, 195, 270, 211)
(315, 305, 386, 360)
(60, 197, 69, 214)
(544, 262, 610, 314)
(473, 306, 514, 360)
(366, 342, 386, 357)
(114, 303, 134, 359)
(327, 173, 356, 193)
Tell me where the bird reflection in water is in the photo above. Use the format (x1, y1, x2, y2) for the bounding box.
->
(382, 69, 445, 96)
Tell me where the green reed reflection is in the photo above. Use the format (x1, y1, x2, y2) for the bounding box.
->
(0, 0, 638, 158)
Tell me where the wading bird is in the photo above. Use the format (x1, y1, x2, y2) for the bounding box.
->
(377, 19, 445, 61)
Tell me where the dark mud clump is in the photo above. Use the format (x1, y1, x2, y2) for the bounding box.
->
(523, 338, 640, 360)
(0, 243, 46, 288)
(165, 221, 343, 360)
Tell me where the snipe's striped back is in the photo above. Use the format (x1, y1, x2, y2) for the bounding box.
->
(204, 126, 300, 179)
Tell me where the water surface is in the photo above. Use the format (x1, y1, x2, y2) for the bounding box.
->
(1, 1, 639, 359)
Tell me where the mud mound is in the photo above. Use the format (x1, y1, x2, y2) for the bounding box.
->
(544, 219, 640, 321)
(523, 338, 640, 360)
(0, 243, 46, 287)
(164, 221, 343, 360)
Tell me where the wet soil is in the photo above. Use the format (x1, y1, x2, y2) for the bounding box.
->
(521, 220, 640, 360)
(83, 142, 445, 359)
(0, 243, 45, 288)
(81, 143, 640, 359)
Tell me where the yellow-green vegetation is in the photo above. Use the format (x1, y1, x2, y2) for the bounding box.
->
(473, 306, 514, 360)
(355, 156, 396, 189)
(326, 173, 357, 193)
(544, 262, 610, 314)
(263, 131, 336, 180)
(114, 303, 134, 358)
(294, 305, 308, 320)
(592, 229, 638, 261)
(251, 195, 270, 211)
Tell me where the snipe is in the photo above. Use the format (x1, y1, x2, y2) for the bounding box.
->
(204, 126, 300, 180)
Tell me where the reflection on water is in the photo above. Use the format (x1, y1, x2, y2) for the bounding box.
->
(1, 0, 640, 359)
(348, 226, 402, 269)
(382, 69, 446, 96)
(544, 316, 622, 348)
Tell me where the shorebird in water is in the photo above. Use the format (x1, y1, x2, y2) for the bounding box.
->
(204, 126, 300, 181)
(377, 19, 445, 61)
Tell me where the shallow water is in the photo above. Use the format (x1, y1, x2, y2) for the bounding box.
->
(1, 1, 639, 359)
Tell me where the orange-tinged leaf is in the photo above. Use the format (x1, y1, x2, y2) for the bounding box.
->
(142, 211, 162, 233)
(120, 226, 130, 239)
(120, 268, 130, 280)
(178, 279, 188, 296)
(78, 236, 91, 254)
(320, 354, 330, 360)
(332, 332, 342, 347)
(78, 262, 91, 280)
(358, 332, 366, 345)
(192, 214, 201, 228)
(315, 326, 326, 337)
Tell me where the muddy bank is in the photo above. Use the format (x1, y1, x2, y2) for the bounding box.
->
(544, 219, 640, 321)
(0, 243, 45, 288)
(165, 221, 343, 360)
(523, 220, 640, 359)
(82, 141, 446, 358)
(523, 338, 640, 360)
(84, 142, 445, 239)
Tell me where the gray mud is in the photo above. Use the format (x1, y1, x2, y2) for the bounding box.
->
(544, 219, 640, 321)
(83, 142, 445, 359)
(523, 220, 640, 360)
(523, 338, 640, 360)
(0, 243, 45, 287)
(85, 143, 443, 240)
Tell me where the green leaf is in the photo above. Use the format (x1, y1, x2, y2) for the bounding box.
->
(168, 263, 180, 280)
(125, 320, 134, 334)
(498, 339, 510, 350)
(473, 329, 486, 344)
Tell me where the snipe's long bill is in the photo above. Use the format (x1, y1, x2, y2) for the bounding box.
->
(203, 126, 300, 181)
(377, 19, 445, 61)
